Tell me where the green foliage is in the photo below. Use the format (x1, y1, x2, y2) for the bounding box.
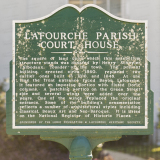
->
(92, 146, 102, 158)
(0, 80, 6, 123)
(0, 79, 68, 159)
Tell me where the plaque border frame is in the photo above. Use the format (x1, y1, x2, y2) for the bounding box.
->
(12, 4, 148, 130)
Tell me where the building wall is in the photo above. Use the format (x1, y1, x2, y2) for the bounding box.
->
(121, 0, 160, 144)
(0, 0, 68, 82)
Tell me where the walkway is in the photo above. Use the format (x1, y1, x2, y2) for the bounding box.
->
(107, 150, 146, 160)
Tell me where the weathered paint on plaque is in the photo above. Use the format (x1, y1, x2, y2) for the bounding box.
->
(7, 5, 153, 144)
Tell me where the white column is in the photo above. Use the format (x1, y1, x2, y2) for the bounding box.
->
(93, 0, 97, 4)
(80, 0, 83, 7)
(121, 0, 130, 18)
(107, 0, 110, 12)
(65, 0, 69, 4)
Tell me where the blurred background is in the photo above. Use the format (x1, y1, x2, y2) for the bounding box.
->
(0, 0, 160, 160)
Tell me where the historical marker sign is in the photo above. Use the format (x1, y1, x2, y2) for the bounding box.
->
(7, 4, 153, 141)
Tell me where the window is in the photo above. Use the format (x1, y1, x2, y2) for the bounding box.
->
(69, 0, 121, 17)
